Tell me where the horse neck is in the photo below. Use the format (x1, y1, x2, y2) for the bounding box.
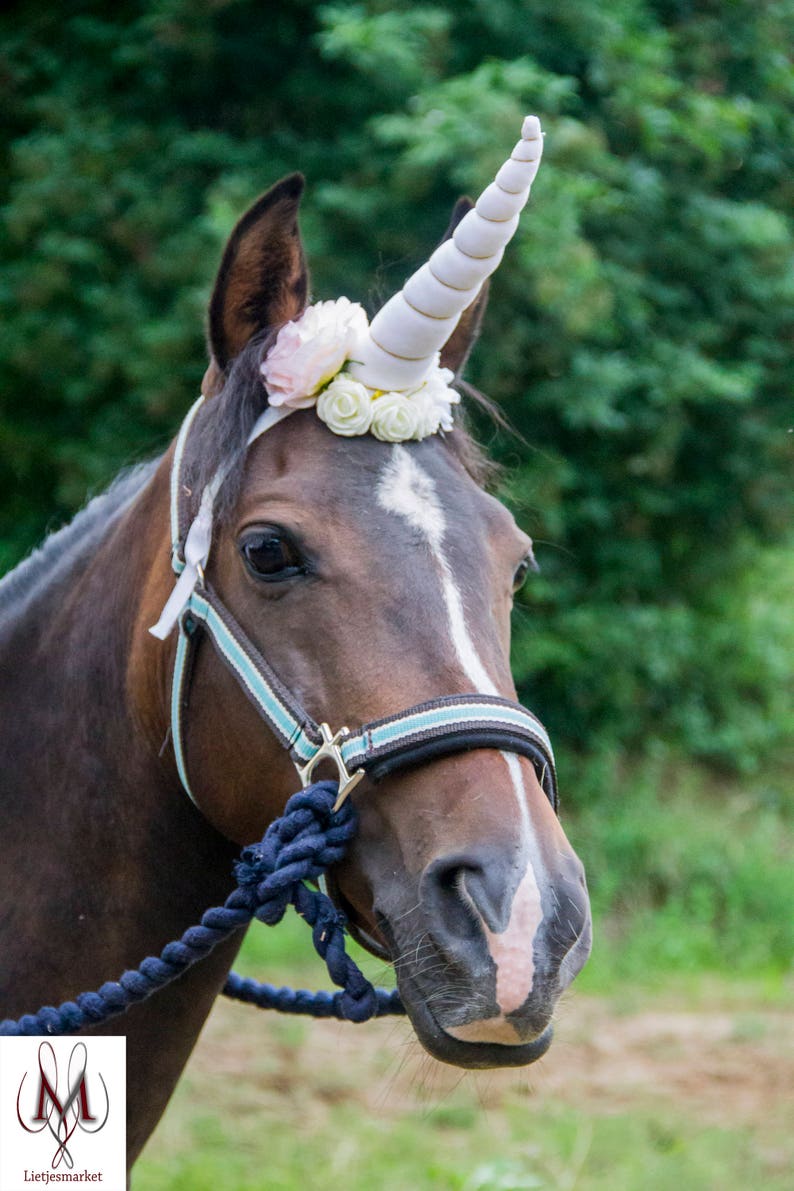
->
(1, 447, 245, 919)
(0, 455, 242, 1016)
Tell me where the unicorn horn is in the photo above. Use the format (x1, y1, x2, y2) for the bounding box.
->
(347, 115, 544, 392)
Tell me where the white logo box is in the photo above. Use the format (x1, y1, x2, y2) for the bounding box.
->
(0, 1036, 126, 1191)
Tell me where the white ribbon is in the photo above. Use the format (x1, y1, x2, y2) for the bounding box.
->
(246, 402, 295, 446)
(149, 485, 215, 639)
(149, 402, 297, 640)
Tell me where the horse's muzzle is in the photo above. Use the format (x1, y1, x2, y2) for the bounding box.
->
(378, 841, 592, 1067)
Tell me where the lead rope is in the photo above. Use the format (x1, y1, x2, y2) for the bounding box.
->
(0, 781, 403, 1037)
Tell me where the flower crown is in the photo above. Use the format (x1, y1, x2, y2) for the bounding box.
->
(260, 297, 459, 443)
(259, 116, 545, 443)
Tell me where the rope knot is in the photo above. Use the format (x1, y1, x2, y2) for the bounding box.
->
(232, 779, 358, 926)
(339, 983, 380, 1023)
(0, 778, 404, 1036)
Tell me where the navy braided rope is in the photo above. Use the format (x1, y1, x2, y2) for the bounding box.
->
(0, 781, 403, 1037)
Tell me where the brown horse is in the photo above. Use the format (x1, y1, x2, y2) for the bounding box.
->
(0, 167, 591, 1169)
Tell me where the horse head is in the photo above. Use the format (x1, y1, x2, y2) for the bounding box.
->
(138, 118, 591, 1070)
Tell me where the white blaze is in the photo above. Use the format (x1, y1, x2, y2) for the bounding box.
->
(490, 752, 543, 1009)
(376, 445, 497, 694)
(377, 447, 545, 1033)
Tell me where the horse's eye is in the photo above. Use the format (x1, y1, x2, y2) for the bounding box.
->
(512, 549, 538, 593)
(240, 530, 306, 581)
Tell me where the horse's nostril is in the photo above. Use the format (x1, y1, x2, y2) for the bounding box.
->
(422, 851, 512, 949)
(425, 858, 486, 944)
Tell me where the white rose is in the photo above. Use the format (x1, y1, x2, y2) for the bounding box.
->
(409, 390, 444, 440)
(407, 365, 460, 434)
(370, 392, 421, 442)
(422, 365, 459, 406)
(261, 297, 369, 408)
(316, 374, 374, 437)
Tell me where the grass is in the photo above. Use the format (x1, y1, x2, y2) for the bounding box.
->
(134, 982, 793, 1191)
(133, 756, 793, 1189)
(562, 750, 794, 988)
(136, 1100, 791, 1191)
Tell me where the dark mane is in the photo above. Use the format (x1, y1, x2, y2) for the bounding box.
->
(183, 334, 498, 526)
(0, 462, 158, 623)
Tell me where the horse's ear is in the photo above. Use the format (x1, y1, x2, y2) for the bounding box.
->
(204, 173, 309, 389)
(438, 197, 490, 378)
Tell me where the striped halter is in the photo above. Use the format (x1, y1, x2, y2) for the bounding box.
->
(149, 397, 558, 813)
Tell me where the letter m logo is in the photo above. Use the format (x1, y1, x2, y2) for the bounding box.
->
(33, 1071, 96, 1122)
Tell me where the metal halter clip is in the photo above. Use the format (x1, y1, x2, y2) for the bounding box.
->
(296, 723, 366, 812)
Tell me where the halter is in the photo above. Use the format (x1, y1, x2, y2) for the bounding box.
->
(150, 396, 559, 813)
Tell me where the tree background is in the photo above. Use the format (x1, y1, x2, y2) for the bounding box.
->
(1, 0, 792, 771)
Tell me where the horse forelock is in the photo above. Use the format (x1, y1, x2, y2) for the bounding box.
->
(181, 335, 496, 534)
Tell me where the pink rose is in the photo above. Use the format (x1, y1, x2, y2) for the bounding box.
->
(260, 297, 369, 408)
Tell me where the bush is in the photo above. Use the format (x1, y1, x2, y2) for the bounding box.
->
(2, 1, 792, 765)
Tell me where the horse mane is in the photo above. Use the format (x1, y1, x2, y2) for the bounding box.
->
(0, 461, 158, 622)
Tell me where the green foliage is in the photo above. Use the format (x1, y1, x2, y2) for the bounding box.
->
(564, 752, 794, 985)
(1, 1, 792, 765)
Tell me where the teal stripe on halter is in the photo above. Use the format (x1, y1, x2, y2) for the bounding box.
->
(171, 625, 197, 803)
(341, 702, 554, 767)
(185, 591, 317, 765)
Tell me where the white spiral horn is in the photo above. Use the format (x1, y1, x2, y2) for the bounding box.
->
(347, 115, 544, 392)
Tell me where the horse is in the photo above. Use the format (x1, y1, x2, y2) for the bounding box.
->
(0, 116, 592, 1172)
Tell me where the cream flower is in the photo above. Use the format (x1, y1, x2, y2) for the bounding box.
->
(401, 364, 460, 437)
(316, 374, 374, 437)
(415, 365, 460, 431)
(370, 392, 421, 442)
(409, 390, 444, 439)
(259, 298, 459, 441)
(261, 297, 369, 408)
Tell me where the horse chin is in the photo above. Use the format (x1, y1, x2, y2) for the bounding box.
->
(398, 968, 554, 1070)
(330, 886, 554, 1067)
